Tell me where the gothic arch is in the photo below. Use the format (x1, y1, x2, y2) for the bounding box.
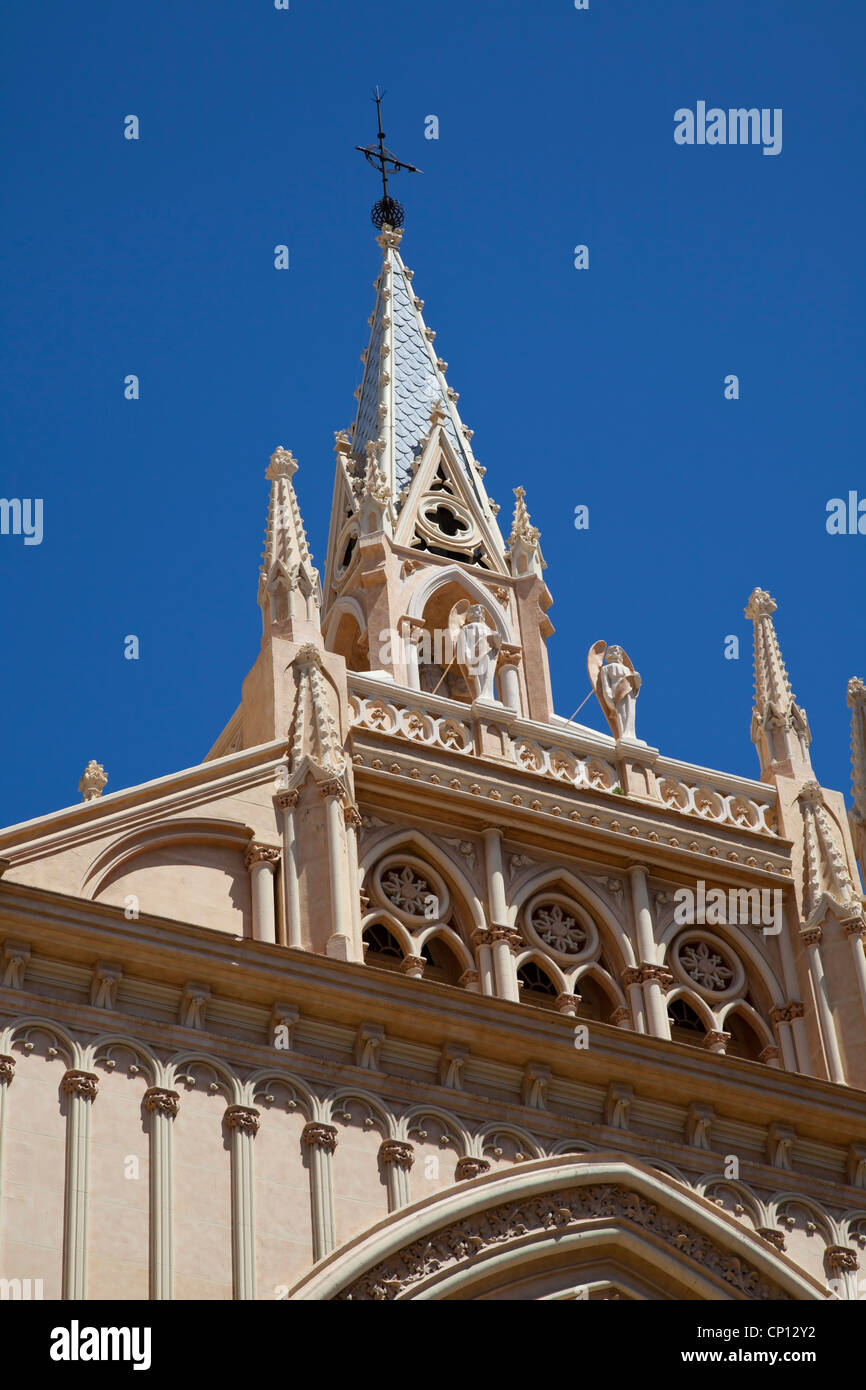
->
(286, 1154, 825, 1301)
(665, 984, 717, 1032)
(405, 564, 511, 642)
(359, 829, 486, 937)
(81, 819, 253, 899)
(659, 913, 786, 1010)
(510, 866, 636, 971)
(514, 949, 569, 996)
(570, 960, 628, 1012)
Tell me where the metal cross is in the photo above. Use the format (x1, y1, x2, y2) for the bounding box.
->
(356, 88, 421, 229)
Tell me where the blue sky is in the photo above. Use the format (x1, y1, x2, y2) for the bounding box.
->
(1, 0, 864, 827)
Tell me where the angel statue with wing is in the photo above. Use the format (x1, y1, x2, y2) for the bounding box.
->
(587, 640, 642, 741)
(451, 601, 502, 703)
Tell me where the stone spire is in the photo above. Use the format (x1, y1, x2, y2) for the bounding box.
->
(321, 227, 510, 613)
(508, 486, 545, 578)
(745, 588, 812, 780)
(258, 446, 321, 639)
(848, 676, 866, 873)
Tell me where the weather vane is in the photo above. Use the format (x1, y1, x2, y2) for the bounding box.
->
(356, 87, 421, 230)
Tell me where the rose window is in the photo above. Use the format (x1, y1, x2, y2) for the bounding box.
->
(531, 902, 586, 954)
(671, 932, 743, 999)
(381, 865, 433, 915)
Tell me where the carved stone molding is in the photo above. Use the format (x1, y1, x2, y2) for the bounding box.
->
(521, 1063, 551, 1110)
(767, 1123, 796, 1170)
(438, 1044, 467, 1090)
(380, 1141, 415, 1170)
(179, 982, 210, 1031)
(225, 1105, 261, 1136)
(686, 1102, 714, 1149)
(62, 1070, 99, 1101)
(455, 1157, 491, 1181)
(604, 1083, 633, 1131)
(144, 1087, 180, 1119)
(0, 1054, 16, 1083)
(274, 789, 300, 811)
(303, 1122, 338, 1154)
(89, 961, 122, 1010)
(355, 1022, 385, 1071)
(336, 1183, 791, 1301)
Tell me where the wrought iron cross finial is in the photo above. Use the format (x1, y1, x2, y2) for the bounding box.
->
(356, 88, 421, 230)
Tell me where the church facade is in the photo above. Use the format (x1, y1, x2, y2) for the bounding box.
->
(1, 223, 865, 1302)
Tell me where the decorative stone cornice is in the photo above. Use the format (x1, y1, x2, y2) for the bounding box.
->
(379, 1141, 414, 1170)
(302, 1122, 338, 1154)
(143, 1087, 180, 1119)
(455, 1157, 491, 1181)
(62, 1070, 99, 1101)
(0, 1054, 16, 1083)
(224, 1105, 261, 1136)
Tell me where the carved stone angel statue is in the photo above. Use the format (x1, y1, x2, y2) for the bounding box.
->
(588, 640, 642, 740)
(453, 602, 502, 702)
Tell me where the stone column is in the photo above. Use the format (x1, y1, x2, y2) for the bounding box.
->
(628, 865, 656, 962)
(302, 1122, 338, 1261)
(482, 827, 509, 926)
(0, 1055, 14, 1271)
(225, 1105, 260, 1301)
(143, 1087, 179, 1300)
(472, 928, 496, 996)
(803, 928, 845, 1084)
(322, 780, 354, 960)
(769, 1003, 800, 1071)
(404, 623, 423, 691)
(275, 790, 301, 948)
(491, 928, 521, 1002)
(344, 806, 364, 963)
(245, 843, 280, 944)
(497, 651, 522, 713)
(622, 968, 646, 1033)
(379, 1140, 414, 1212)
(640, 965, 673, 1039)
(61, 1069, 99, 1300)
(845, 919, 866, 1017)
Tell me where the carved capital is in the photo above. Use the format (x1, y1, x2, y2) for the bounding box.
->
(703, 1030, 731, 1054)
(320, 779, 346, 801)
(344, 805, 363, 830)
(621, 967, 642, 988)
(379, 1140, 414, 1170)
(757, 1226, 787, 1253)
(825, 1245, 859, 1274)
(245, 842, 280, 871)
(400, 955, 425, 978)
(455, 1156, 491, 1181)
(225, 1105, 260, 1136)
(144, 1087, 180, 1119)
(770, 1000, 804, 1025)
(302, 1122, 338, 1154)
(0, 1054, 15, 1084)
(471, 928, 496, 950)
(555, 992, 580, 1017)
(802, 926, 823, 947)
(491, 927, 523, 956)
(458, 969, 479, 990)
(758, 1045, 780, 1065)
(275, 789, 300, 811)
(610, 1006, 631, 1028)
(62, 1069, 99, 1101)
(639, 964, 674, 990)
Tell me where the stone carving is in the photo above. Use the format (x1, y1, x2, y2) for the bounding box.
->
(78, 760, 108, 802)
(825, 1245, 859, 1274)
(244, 842, 281, 870)
(1, 940, 30, 990)
(225, 1105, 261, 1136)
(588, 641, 642, 741)
(380, 1141, 414, 1169)
(530, 901, 587, 954)
(336, 1184, 790, 1301)
(455, 1157, 491, 1181)
(179, 982, 210, 1031)
(0, 1055, 16, 1083)
(455, 604, 502, 703)
(89, 962, 122, 1010)
(678, 939, 734, 992)
(62, 1070, 99, 1101)
(381, 865, 431, 915)
(303, 1122, 338, 1153)
(144, 1087, 180, 1119)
